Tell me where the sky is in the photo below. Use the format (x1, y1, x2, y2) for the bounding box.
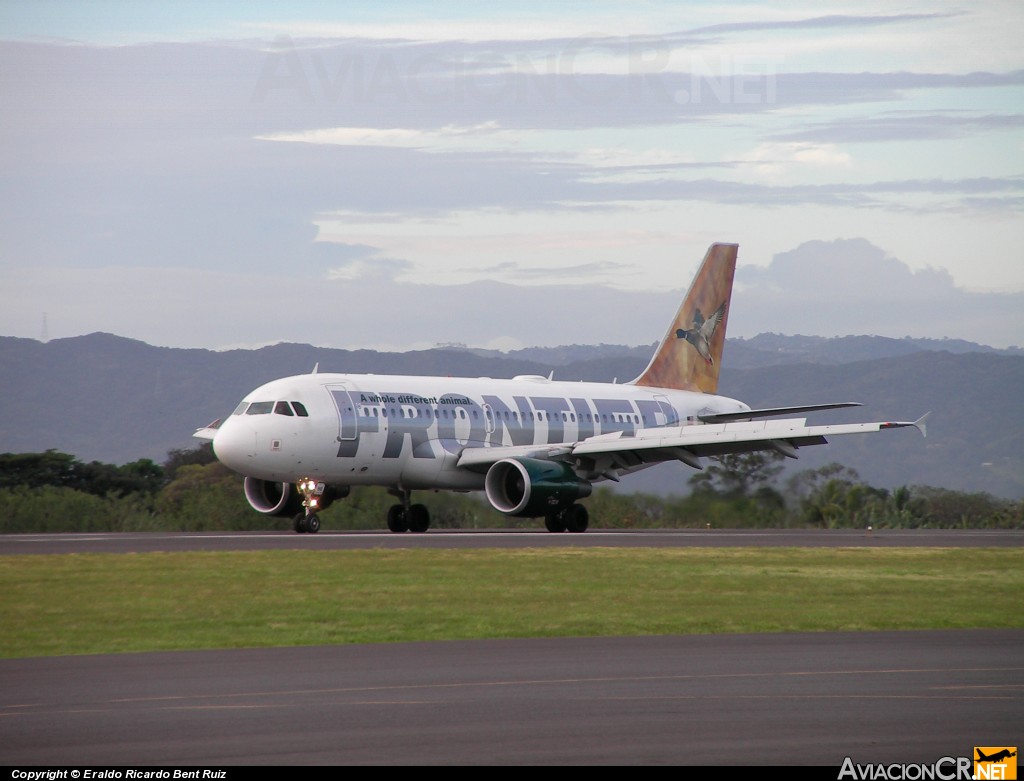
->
(1, 1, 1022, 351)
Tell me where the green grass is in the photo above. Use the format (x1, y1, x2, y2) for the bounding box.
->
(2, 548, 1022, 658)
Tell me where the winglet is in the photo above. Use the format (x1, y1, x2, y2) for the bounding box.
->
(631, 243, 738, 393)
(913, 412, 930, 438)
(879, 413, 930, 437)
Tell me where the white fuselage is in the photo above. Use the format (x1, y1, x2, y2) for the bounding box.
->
(212, 372, 750, 490)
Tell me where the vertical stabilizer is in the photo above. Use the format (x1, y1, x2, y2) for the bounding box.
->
(630, 243, 737, 393)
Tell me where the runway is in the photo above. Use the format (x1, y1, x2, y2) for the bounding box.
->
(2, 530, 1021, 765)
(1, 631, 1021, 765)
(2, 527, 1022, 555)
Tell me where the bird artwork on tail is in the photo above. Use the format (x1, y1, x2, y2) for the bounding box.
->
(675, 301, 727, 366)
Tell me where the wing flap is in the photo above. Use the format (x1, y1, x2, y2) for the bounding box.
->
(574, 418, 921, 459)
(453, 416, 928, 471)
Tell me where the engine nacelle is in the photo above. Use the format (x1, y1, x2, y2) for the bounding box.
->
(484, 458, 592, 517)
(243, 477, 304, 517)
(243, 478, 350, 516)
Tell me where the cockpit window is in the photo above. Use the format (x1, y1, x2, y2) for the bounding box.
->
(292, 401, 309, 417)
(232, 402, 249, 415)
(246, 401, 274, 415)
(274, 401, 294, 416)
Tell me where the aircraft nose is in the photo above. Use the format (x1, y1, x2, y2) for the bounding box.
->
(212, 418, 254, 471)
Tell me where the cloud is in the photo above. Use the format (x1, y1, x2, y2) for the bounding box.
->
(1, 15, 1021, 352)
(470, 259, 630, 279)
(731, 238, 1024, 345)
(686, 12, 964, 37)
(325, 254, 412, 281)
(742, 141, 853, 175)
(771, 112, 1024, 144)
(4, 238, 1021, 352)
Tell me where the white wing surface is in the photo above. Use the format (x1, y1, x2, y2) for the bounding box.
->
(457, 414, 929, 472)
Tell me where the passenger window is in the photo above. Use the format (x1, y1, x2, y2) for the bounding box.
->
(292, 402, 309, 417)
(274, 401, 294, 416)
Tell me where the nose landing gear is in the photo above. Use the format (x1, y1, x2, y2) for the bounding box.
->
(292, 478, 324, 534)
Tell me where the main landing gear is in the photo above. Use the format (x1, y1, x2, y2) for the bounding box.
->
(293, 478, 324, 534)
(544, 503, 589, 533)
(387, 489, 430, 533)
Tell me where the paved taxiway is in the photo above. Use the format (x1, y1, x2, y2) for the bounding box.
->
(2, 530, 1020, 765)
(2, 631, 1021, 765)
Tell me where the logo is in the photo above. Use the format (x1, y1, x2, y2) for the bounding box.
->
(675, 301, 726, 365)
(975, 748, 1017, 780)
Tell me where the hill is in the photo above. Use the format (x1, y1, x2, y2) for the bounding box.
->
(1, 333, 1020, 498)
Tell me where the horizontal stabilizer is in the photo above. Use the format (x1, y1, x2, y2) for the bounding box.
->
(698, 402, 862, 423)
(193, 418, 222, 441)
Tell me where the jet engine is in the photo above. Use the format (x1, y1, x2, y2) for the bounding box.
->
(242, 478, 350, 516)
(484, 458, 592, 517)
(243, 478, 305, 517)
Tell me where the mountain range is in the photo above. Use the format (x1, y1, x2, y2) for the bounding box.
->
(1, 333, 1020, 498)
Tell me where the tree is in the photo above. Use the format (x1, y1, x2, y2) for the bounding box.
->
(689, 451, 786, 499)
(0, 450, 164, 497)
(0, 450, 79, 490)
(163, 443, 217, 481)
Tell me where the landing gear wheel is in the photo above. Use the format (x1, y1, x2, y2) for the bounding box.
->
(293, 512, 308, 533)
(407, 503, 430, 533)
(306, 514, 320, 533)
(545, 513, 567, 533)
(564, 504, 589, 533)
(387, 504, 409, 533)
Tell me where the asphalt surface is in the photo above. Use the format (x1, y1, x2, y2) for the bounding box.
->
(2, 527, 1022, 554)
(2, 530, 1021, 765)
(1, 631, 1021, 765)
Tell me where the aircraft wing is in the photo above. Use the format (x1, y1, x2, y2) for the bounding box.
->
(456, 414, 928, 472)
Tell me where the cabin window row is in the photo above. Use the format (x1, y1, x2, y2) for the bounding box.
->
(354, 405, 644, 425)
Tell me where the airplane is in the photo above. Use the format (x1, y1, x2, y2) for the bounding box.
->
(977, 750, 1017, 763)
(195, 243, 928, 533)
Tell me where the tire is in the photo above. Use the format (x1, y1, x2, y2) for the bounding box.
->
(387, 504, 409, 533)
(407, 503, 430, 533)
(564, 504, 589, 533)
(544, 513, 567, 533)
(307, 514, 320, 533)
(293, 512, 307, 533)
